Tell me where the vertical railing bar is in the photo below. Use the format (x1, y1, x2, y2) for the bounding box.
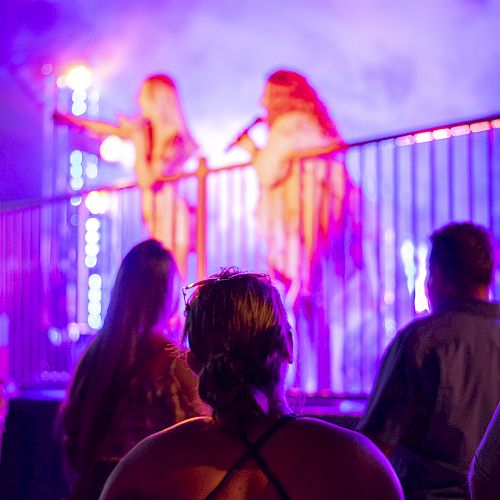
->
(48, 199, 55, 379)
(0, 214, 4, 306)
(341, 151, 349, 394)
(319, 157, 330, 391)
(487, 127, 494, 232)
(14, 210, 23, 386)
(229, 170, 239, 270)
(217, 172, 224, 270)
(196, 157, 208, 280)
(411, 143, 418, 321)
(242, 168, 250, 270)
(297, 158, 306, 389)
(14, 211, 22, 386)
(152, 189, 158, 240)
(0, 213, 4, 383)
(221, 172, 228, 269)
(393, 142, 400, 331)
(430, 138, 437, 229)
(375, 142, 383, 379)
(6, 215, 12, 383)
(31, 207, 39, 390)
(298, 158, 305, 293)
(312, 158, 321, 390)
(468, 131, 474, 220)
(0, 214, 3, 310)
(448, 136, 454, 220)
(13, 212, 19, 385)
(30, 207, 36, 385)
(171, 183, 177, 258)
(231, 171, 238, 267)
(359, 145, 365, 392)
(21, 209, 28, 385)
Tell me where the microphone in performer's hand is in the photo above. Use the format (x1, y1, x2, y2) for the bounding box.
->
(225, 117, 264, 152)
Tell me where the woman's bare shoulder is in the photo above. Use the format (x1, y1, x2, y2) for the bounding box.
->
(142, 416, 213, 448)
(283, 417, 403, 499)
(100, 417, 213, 498)
(286, 416, 367, 449)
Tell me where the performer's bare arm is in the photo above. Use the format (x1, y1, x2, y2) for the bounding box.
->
(232, 132, 259, 157)
(53, 110, 132, 139)
(287, 137, 345, 161)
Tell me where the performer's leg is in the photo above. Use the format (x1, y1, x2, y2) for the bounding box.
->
(141, 188, 155, 236)
(156, 185, 189, 279)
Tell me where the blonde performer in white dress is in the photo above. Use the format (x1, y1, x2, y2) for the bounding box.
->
(55, 74, 197, 277)
(234, 70, 361, 391)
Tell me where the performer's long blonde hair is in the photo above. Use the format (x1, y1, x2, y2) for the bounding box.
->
(139, 74, 198, 158)
(264, 69, 344, 142)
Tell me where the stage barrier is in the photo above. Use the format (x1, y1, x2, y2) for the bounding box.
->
(1, 115, 499, 394)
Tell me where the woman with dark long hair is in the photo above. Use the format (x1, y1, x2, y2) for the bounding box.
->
(101, 269, 402, 499)
(61, 239, 205, 499)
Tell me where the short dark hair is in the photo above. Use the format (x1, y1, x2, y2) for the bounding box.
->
(184, 268, 291, 414)
(429, 222, 494, 291)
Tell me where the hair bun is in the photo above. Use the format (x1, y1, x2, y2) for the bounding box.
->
(198, 352, 248, 410)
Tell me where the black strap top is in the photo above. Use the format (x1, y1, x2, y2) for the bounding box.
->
(205, 414, 296, 500)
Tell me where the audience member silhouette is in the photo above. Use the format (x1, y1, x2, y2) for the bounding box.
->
(358, 222, 500, 499)
(61, 239, 205, 499)
(101, 269, 403, 499)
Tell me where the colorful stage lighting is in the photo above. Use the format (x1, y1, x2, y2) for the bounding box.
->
(48, 327, 63, 346)
(85, 191, 109, 214)
(85, 217, 101, 232)
(100, 135, 123, 163)
(70, 177, 84, 190)
(70, 196, 82, 207)
(70, 150, 83, 165)
(88, 273, 102, 289)
(88, 314, 102, 330)
(87, 269, 103, 330)
(85, 255, 97, 268)
(67, 323, 81, 343)
(65, 65, 92, 91)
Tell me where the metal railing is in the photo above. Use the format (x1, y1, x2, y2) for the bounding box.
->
(1, 114, 499, 394)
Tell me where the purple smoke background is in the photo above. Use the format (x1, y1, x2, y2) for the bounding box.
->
(1, 0, 499, 201)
